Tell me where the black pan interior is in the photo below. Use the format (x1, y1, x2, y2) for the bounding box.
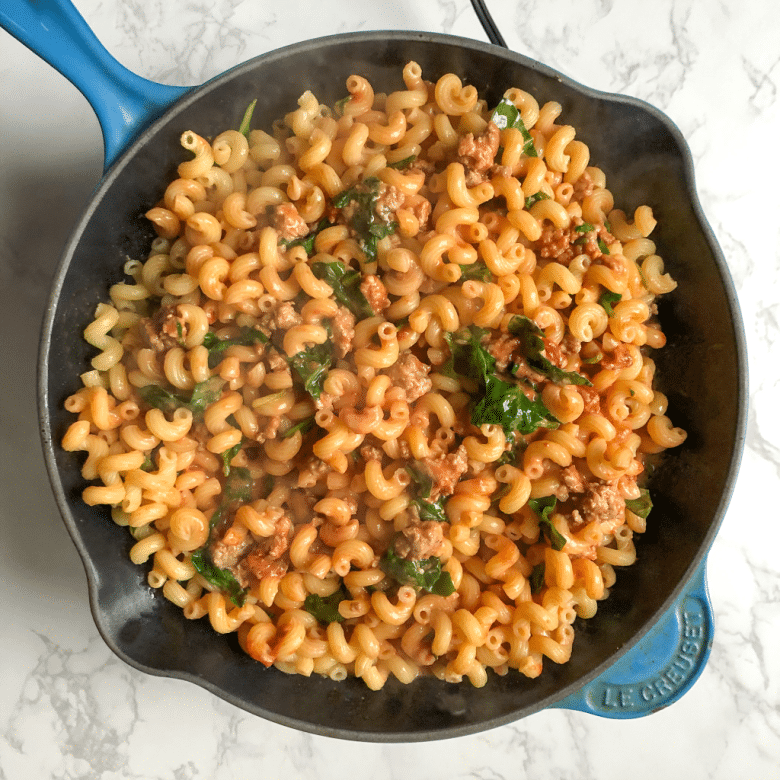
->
(39, 31, 746, 741)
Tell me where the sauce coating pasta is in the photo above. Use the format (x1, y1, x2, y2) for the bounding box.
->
(63, 62, 686, 690)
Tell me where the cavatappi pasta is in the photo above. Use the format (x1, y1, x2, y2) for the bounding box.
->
(63, 62, 686, 690)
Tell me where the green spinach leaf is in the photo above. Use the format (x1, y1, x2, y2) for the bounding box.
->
(459, 261, 493, 281)
(224, 466, 253, 503)
(187, 376, 226, 414)
(496, 447, 517, 467)
(304, 587, 349, 623)
(490, 97, 537, 157)
(279, 216, 332, 254)
(524, 191, 550, 210)
(625, 489, 653, 519)
(289, 340, 333, 399)
(379, 546, 455, 596)
(332, 177, 397, 261)
(530, 562, 546, 594)
(406, 464, 448, 522)
(387, 155, 417, 169)
(138, 376, 224, 416)
(444, 326, 559, 436)
(282, 416, 316, 439)
(598, 290, 622, 317)
(220, 441, 242, 477)
(443, 326, 494, 382)
(239, 99, 257, 138)
(202, 328, 269, 368)
(472, 374, 558, 436)
(528, 496, 567, 551)
(406, 465, 433, 499)
(207, 503, 228, 533)
(507, 316, 592, 386)
(190, 549, 247, 606)
(413, 497, 448, 524)
(137, 385, 182, 415)
(311, 260, 374, 318)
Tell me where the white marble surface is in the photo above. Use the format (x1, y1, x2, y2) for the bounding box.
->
(1, 0, 778, 777)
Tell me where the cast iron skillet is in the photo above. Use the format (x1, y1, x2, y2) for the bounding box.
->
(4, 0, 747, 740)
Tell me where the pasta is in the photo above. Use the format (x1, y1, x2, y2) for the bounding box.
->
(62, 62, 686, 691)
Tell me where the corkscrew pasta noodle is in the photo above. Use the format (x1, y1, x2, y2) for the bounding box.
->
(63, 63, 686, 691)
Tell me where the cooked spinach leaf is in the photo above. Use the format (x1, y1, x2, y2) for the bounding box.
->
(279, 216, 332, 254)
(405, 465, 447, 522)
(332, 177, 373, 209)
(489, 97, 537, 157)
(282, 416, 316, 439)
(583, 352, 604, 364)
(220, 441, 242, 477)
(444, 326, 559, 436)
(223, 466, 253, 503)
(507, 316, 592, 386)
(473, 374, 559, 436)
(443, 326, 494, 382)
(387, 155, 417, 169)
(202, 328, 269, 368)
(138, 376, 224, 416)
(186, 465, 253, 607)
(572, 222, 610, 256)
(528, 496, 567, 551)
(187, 376, 226, 414)
(304, 586, 349, 623)
(203, 327, 269, 351)
(413, 497, 448, 524)
(496, 447, 517, 467)
(598, 290, 622, 317)
(289, 340, 333, 399)
(191, 549, 247, 606)
(530, 562, 546, 593)
(524, 191, 550, 209)
(459, 261, 493, 281)
(332, 177, 397, 261)
(406, 464, 433, 499)
(137, 385, 182, 415)
(239, 99, 257, 138)
(625, 488, 653, 519)
(207, 503, 228, 532)
(529, 495, 556, 524)
(311, 260, 374, 318)
(379, 546, 455, 596)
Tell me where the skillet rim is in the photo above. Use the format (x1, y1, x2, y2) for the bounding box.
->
(37, 29, 748, 741)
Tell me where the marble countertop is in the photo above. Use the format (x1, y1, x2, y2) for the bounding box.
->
(1, 0, 778, 777)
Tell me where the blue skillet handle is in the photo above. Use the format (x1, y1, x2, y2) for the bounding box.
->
(553, 561, 713, 718)
(0, 0, 189, 170)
